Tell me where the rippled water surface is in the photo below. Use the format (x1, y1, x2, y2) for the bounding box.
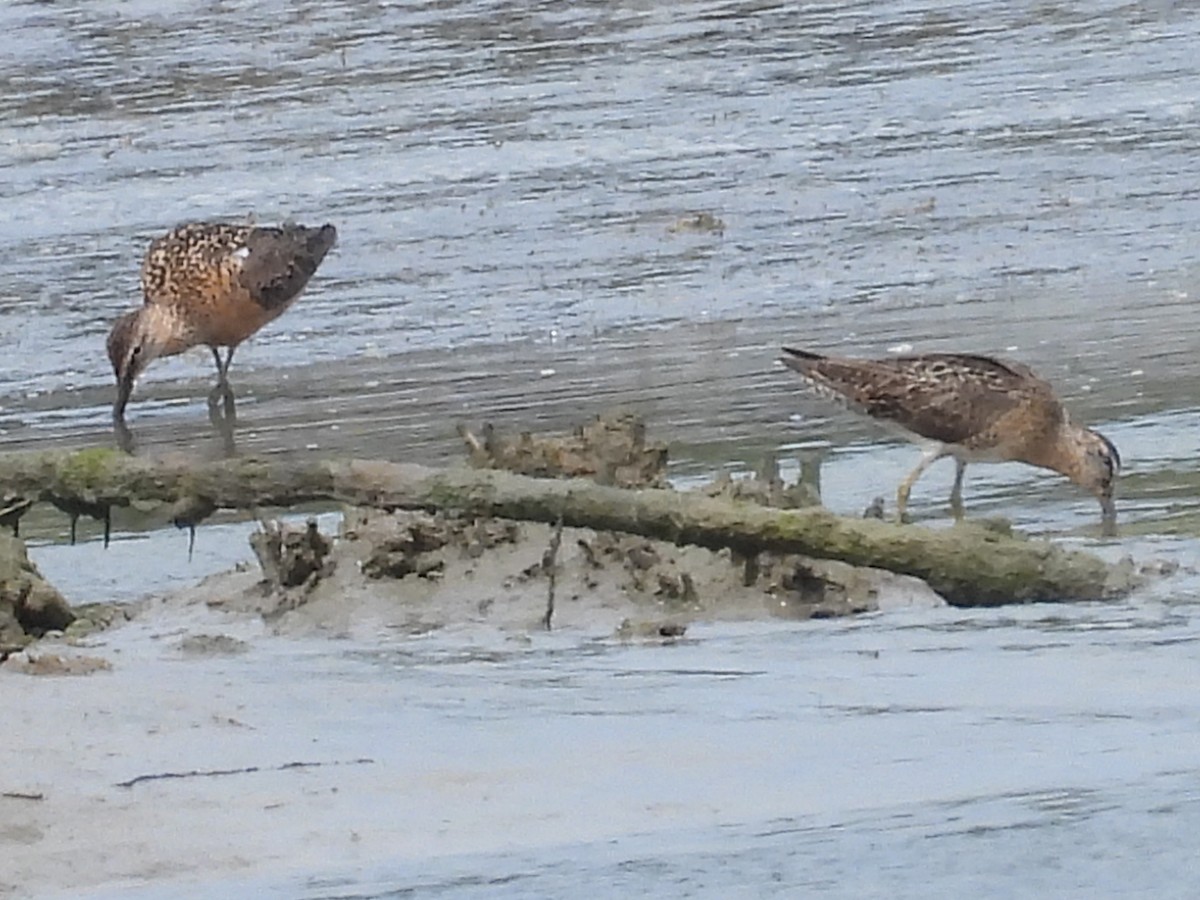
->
(5, 0, 1200, 896)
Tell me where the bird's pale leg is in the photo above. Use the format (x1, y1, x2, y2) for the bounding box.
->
(895, 446, 945, 524)
(219, 347, 237, 420)
(207, 346, 238, 423)
(207, 347, 225, 410)
(949, 458, 968, 521)
(207, 348, 238, 458)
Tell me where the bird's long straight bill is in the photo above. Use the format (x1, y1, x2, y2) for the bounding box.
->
(113, 370, 135, 421)
(1101, 494, 1117, 536)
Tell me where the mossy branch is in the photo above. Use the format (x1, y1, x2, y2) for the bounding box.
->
(0, 449, 1122, 607)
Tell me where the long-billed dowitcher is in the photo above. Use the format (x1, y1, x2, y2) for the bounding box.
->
(779, 347, 1120, 530)
(106, 221, 337, 429)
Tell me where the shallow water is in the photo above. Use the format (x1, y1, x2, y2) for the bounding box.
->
(5, 0, 1200, 896)
(47, 594, 1200, 900)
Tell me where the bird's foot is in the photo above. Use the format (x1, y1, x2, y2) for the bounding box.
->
(207, 382, 237, 423)
(113, 416, 136, 454)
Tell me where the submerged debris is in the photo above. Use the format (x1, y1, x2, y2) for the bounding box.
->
(615, 618, 688, 642)
(667, 211, 725, 235)
(459, 410, 669, 488)
(700, 451, 822, 509)
(176, 634, 250, 657)
(0, 495, 34, 536)
(170, 494, 219, 561)
(1, 650, 112, 676)
(46, 493, 113, 547)
(250, 518, 333, 591)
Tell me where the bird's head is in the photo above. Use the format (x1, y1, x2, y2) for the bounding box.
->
(107, 308, 168, 420)
(1075, 428, 1121, 532)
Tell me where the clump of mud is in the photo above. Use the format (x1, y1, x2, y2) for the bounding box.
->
(1, 533, 76, 659)
(7, 413, 945, 655)
(700, 450, 822, 510)
(357, 516, 521, 580)
(160, 413, 943, 637)
(1, 649, 112, 676)
(179, 504, 942, 641)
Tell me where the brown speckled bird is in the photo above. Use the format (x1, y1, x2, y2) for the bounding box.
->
(780, 347, 1120, 530)
(107, 221, 337, 423)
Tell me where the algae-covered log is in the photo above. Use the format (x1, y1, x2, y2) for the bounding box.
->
(0, 448, 1120, 607)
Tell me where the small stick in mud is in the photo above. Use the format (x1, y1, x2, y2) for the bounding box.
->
(541, 513, 565, 630)
(1, 790, 45, 801)
(115, 757, 374, 789)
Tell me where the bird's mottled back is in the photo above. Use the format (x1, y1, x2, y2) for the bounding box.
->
(141, 221, 337, 314)
(779, 346, 1119, 530)
(780, 348, 1059, 449)
(110, 219, 337, 435)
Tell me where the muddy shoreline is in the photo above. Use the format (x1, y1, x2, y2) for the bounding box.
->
(0, 500, 946, 898)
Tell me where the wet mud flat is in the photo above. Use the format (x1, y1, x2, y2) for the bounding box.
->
(0, 417, 1189, 900)
(1, 519, 1197, 898)
(1, 399, 1126, 900)
(0, 498, 946, 898)
(0, 414, 1186, 899)
(0, 386, 1192, 900)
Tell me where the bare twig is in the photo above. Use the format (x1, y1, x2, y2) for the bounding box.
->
(115, 757, 374, 789)
(541, 512, 565, 630)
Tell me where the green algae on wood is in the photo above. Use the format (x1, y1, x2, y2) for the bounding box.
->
(0, 449, 1124, 607)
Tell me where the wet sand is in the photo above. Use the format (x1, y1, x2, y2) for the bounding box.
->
(4, 505, 950, 899)
(4, 556, 1199, 899)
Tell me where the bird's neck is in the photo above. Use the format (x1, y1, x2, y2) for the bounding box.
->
(140, 303, 193, 357)
(1020, 420, 1088, 485)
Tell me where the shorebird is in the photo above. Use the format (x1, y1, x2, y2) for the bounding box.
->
(779, 347, 1120, 530)
(106, 220, 338, 428)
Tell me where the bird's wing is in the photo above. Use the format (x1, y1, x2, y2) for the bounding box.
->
(785, 351, 1058, 446)
(140, 223, 254, 306)
(235, 223, 337, 311)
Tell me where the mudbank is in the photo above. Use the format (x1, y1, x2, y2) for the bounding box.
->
(0, 414, 1138, 653)
(180, 508, 945, 641)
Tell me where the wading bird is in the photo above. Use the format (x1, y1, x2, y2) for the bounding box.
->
(779, 347, 1119, 531)
(107, 220, 337, 440)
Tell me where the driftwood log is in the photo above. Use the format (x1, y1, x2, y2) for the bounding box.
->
(0, 448, 1122, 607)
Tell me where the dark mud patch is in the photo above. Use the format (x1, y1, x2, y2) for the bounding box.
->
(159, 508, 944, 641)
